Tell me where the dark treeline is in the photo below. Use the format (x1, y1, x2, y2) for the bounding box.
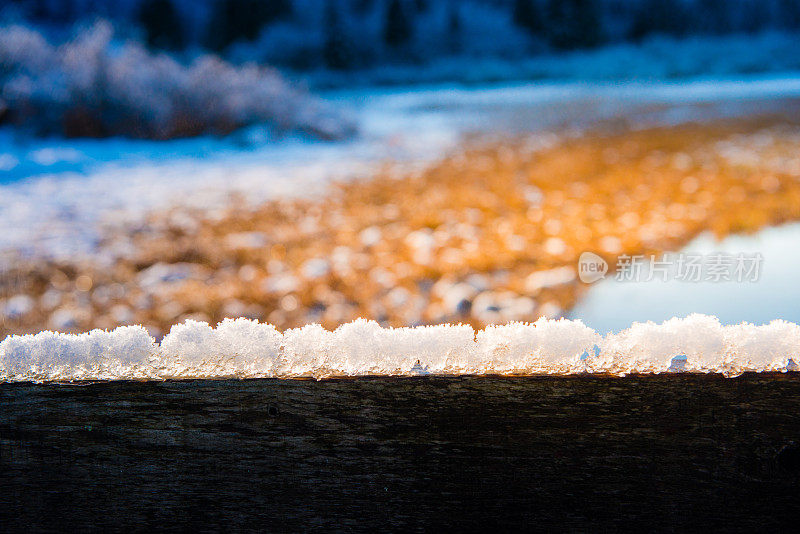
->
(4, 0, 800, 69)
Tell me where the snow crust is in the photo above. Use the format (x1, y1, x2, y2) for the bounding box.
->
(2, 314, 798, 382)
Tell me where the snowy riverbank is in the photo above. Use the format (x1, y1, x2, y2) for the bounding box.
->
(4, 74, 800, 260)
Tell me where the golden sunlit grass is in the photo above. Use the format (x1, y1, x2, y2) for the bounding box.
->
(4, 114, 800, 337)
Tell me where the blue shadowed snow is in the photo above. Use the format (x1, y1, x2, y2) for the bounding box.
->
(0, 128, 363, 185)
(5, 73, 800, 184)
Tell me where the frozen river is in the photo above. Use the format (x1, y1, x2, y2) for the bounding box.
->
(571, 223, 800, 332)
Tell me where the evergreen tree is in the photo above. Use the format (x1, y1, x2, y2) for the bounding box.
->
(207, 0, 291, 51)
(30, 0, 75, 23)
(693, 0, 731, 35)
(545, 0, 602, 50)
(31, 0, 51, 21)
(138, 0, 184, 50)
(739, 0, 771, 34)
(384, 0, 412, 48)
(323, 2, 353, 70)
(778, 0, 800, 31)
(513, 0, 544, 35)
(0, 98, 8, 127)
(353, 0, 374, 14)
(447, 3, 461, 53)
(628, 0, 686, 41)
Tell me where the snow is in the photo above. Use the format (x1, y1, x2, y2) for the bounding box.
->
(599, 315, 727, 374)
(281, 319, 476, 377)
(477, 318, 601, 374)
(2, 314, 799, 382)
(306, 32, 800, 88)
(0, 325, 156, 381)
(159, 318, 282, 377)
(724, 320, 800, 372)
(4, 72, 800, 262)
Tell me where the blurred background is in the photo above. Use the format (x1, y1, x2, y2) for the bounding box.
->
(3, 0, 800, 339)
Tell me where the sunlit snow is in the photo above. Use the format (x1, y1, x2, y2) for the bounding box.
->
(2, 315, 799, 382)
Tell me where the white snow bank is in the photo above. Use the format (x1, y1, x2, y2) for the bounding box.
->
(2, 314, 799, 382)
(281, 319, 476, 377)
(158, 318, 282, 377)
(477, 319, 601, 374)
(723, 320, 800, 372)
(600, 315, 728, 374)
(0, 325, 156, 381)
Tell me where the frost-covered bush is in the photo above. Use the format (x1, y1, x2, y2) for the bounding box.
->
(0, 21, 356, 139)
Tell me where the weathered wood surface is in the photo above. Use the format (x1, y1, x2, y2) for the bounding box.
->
(2, 375, 800, 532)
